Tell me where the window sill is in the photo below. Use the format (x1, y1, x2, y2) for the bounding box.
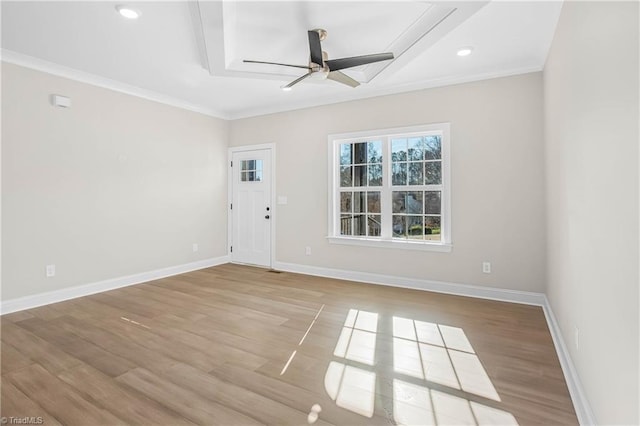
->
(326, 236, 452, 252)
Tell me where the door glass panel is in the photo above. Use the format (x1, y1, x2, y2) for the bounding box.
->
(240, 160, 263, 182)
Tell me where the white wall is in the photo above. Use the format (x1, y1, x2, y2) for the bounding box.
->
(1, 63, 229, 301)
(230, 73, 546, 293)
(543, 2, 639, 424)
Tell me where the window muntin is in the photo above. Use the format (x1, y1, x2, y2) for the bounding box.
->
(329, 124, 450, 248)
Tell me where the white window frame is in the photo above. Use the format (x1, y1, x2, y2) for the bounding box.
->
(327, 123, 451, 252)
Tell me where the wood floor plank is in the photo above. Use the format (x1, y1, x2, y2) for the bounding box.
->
(123, 314, 270, 371)
(1, 310, 35, 323)
(1, 341, 34, 375)
(0, 381, 62, 425)
(210, 363, 390, 426)
(160, 362, 333, 425)
(84, 316, 219, 372)
(116, 367, 262, 425)
(6, 364, 125, 425)
(50, 315, 186, 374)
(15, 317, 138, 377)
(1, 322, 82, 374)
(58, 364, 195, 425)
(0, 263, 578, 425)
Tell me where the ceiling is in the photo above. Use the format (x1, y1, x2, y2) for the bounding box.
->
(1, 1, 563, 119)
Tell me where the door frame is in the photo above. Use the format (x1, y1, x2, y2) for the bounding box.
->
(227, 143, 276, 268)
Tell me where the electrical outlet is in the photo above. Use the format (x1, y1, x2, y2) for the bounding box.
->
(482, 262, 491, 274)
(305, 246, 312, 256)
(575, 326, 580, 350)
(192, 243, 199, 253)
(46, 264, 56, 277)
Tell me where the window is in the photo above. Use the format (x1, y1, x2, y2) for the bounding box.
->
(328, 124, 450, 251)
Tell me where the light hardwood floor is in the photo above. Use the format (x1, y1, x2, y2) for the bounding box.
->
(1, 264, 577, 425)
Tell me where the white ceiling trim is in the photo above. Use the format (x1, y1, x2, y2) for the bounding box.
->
(228, 65, 542, 120)
(0, 49, 229, 120)
(1, 48, 541, 121)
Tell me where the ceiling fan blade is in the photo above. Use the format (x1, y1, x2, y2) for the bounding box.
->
(283, 72, 313, 90)
(327, 71, 360, 88)
(325, 53, 394, 71)
(307, 30, 324, 66)
(243, 60, 311, 70)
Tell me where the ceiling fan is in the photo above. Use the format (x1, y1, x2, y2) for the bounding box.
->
(243, 29, 394, 90)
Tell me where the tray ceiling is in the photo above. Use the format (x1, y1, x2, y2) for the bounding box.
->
(197, 1, 485, 84)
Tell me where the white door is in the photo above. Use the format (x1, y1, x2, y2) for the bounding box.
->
(231, 149, 272, 267)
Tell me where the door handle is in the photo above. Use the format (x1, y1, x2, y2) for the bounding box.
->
(265, 215, 270, 219)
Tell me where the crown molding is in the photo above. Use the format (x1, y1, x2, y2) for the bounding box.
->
(0, 49, 542, 123)
(227, 65, 542, 120)
(1, 49, 229, 120)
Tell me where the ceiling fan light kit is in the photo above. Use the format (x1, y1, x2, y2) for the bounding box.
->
(244, 29, 394, 91)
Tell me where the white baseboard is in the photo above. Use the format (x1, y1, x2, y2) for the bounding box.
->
(0, 256, 229, 315)
(542, 296, 596, 425)
(273, 261, 546, 305)
(272, 260, 595, 425)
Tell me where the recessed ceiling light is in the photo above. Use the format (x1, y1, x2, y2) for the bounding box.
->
(116, 5, 141, 20)
(457, 47, 473, 57)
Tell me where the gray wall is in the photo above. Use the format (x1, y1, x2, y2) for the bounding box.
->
(230, 73, 546, 293)
(2, 63, 229, 300)
(543, 2, 639, 423)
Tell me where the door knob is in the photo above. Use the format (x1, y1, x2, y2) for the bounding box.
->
(265, 215, 270, 219)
